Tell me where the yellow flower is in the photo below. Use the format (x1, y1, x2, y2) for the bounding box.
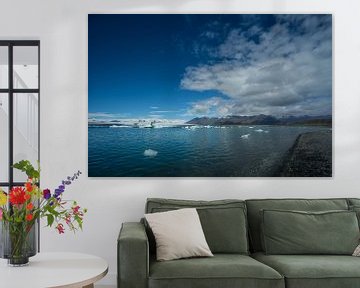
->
(0, 190, 7, 206)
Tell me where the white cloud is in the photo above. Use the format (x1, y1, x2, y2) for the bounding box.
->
(181, 15, 332, 117)
(88, 112, 129, 120)
(186, 97, 234, 117)
(148, 114, 163, 119)
(149, 110, 178, 114)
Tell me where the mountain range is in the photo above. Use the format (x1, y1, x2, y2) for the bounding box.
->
(186, 114, 332, 126)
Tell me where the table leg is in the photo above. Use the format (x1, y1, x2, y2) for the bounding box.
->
(82, 284, 94, 288)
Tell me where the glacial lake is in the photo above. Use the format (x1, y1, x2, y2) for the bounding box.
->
(88, 125, 331, 177)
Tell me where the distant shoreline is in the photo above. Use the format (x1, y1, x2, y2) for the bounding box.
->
(88, 123, 332, 128)
(88, 114, 332, 128)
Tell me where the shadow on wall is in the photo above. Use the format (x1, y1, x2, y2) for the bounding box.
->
(89, 0, 249, 11)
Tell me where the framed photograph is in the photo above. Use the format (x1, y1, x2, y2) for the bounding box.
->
(88, 14, 332, 177)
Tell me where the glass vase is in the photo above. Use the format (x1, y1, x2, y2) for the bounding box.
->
(0, 220, 37, 266)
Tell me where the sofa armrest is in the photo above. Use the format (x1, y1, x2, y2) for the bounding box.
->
(118, 222, 149, 288)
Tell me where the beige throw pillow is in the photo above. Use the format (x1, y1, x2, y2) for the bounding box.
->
(353, 244, 360, 256)
(145, 208, 213, 261)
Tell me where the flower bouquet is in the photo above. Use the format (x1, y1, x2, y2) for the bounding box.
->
(0, 160, 87, 266)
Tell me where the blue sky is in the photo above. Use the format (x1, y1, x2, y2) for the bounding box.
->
(88, 14, 332, 121)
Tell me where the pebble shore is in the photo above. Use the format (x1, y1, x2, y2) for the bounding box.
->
(278, 130, 332, 177)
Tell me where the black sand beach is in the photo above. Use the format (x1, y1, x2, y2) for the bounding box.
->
(277, 130, 332, 177)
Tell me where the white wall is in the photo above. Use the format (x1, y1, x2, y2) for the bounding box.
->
(1, 0, 360, 285)
(0, 96, 8, 182)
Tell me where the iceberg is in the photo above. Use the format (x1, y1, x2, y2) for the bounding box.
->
(110, 125, 131, 128)
(144, 149, 158, 157)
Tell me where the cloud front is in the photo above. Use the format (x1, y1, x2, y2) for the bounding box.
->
(181, 14, 332, 117)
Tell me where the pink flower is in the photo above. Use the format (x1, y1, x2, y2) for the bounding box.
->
(65, 214, 71, 225)
(0, 208, 3, 220)
(72, 205, 81, 215)
(56, 223, 65, 234)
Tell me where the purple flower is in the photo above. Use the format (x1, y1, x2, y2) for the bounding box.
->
(54, 171, 82, 199)
(54, 189, 63, 198)
(43, 189, 51, 200)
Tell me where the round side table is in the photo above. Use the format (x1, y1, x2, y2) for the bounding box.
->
(0, 252, 108, 288)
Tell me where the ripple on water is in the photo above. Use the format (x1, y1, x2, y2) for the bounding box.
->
(88, 126, 331, 177)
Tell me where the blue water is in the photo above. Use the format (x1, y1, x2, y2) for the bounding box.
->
(88, 125, 331, 177)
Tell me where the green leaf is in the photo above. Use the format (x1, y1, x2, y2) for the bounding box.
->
(47, 214, 54, 227)
(46, 205, 60, 217)
(75, 216, 83, 230)
(12, 160, 40, 180)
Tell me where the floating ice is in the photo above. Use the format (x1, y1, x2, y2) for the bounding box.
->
(110, 125, 131, 128)
(255, 129, 264, 132)
(241, 134, 250, 139)
(144, 149, 158, 157)
(248, 126, 254, 129)
(186, 125, 202, 130)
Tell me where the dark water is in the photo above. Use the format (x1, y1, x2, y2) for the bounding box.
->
(88, 125, 331, 177)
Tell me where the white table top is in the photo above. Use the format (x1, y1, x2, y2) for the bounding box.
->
(0, 252, 108, 288)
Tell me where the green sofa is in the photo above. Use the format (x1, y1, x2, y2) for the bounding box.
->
(118, 198, 360, 288)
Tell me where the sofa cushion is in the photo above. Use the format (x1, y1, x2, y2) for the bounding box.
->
(346, 199, 360, 229)
(347, 198, 360, 207)
(261, 209, 359, 255)
(149, 254, 284, 288)
(246, 198, 349, 252)
(252, 252, 360, 288)
(348, 205, 360, 228)
(146, 198, 249, 254)
(145, 208, 213, 261)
